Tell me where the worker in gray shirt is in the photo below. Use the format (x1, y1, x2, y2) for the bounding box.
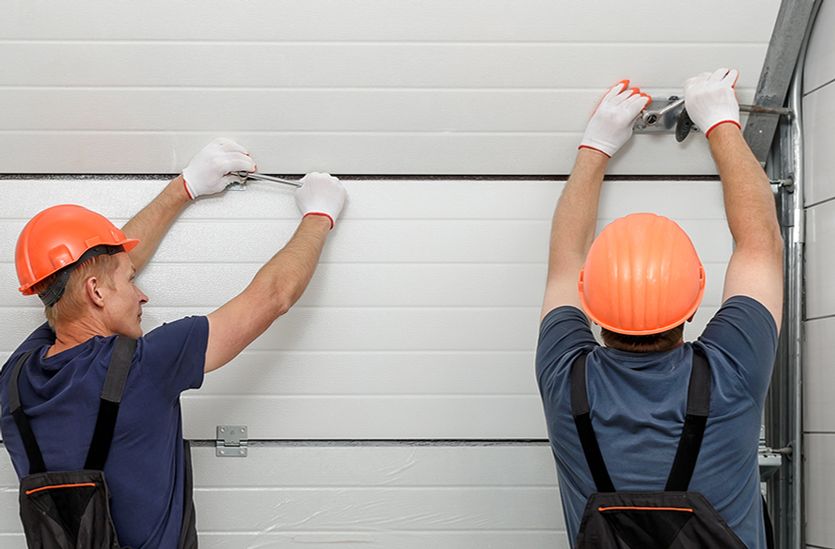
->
(536, 69, 782, 547)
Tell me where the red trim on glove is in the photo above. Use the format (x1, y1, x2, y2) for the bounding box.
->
(705, 120, 741, 139)
(182, 177, 195, 200)
(304, 212, 335, 230)
(578, 145, 612, 158)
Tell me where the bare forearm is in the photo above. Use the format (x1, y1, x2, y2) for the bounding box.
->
(708, 125, 781, 245)
(204, 215, 332, 373)
(249, 215, 331, 317)
(122, 176, 191, 271)
(548, 149, 609, 276)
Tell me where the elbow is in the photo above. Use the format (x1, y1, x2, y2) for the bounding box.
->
(773, 230, 785, 254)
(248, 294, 291, 338)
(263, 286, 294, 319)
(764, 226, 784, 257)
(273, 295, 293, 318)
(246, 279, 296, 321)
(735, 227, 784, 258)
(271, 283, 303, 318)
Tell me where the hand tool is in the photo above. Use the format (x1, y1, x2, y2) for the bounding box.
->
(232, 171, 302, 188)
(225, 171, 302, 191)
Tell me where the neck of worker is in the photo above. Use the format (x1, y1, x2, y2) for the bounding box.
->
(48, 313, 111, 357)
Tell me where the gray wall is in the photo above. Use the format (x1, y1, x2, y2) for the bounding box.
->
(802, 1, 835, 547)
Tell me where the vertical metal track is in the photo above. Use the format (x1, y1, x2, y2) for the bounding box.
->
(765, 100, 796, 549)
(764, 2, 819, 546)
(744, 0, 818, 165)
(787, 66, 803, 549)
(787, 17, 811, 544)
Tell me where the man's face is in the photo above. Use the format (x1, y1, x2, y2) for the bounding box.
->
(102, 253, 148, 338)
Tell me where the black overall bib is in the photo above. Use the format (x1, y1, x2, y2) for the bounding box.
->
(8, 336, 198, 549)
(571, 348, 774, 549)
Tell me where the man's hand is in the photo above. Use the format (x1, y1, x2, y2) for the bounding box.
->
(294, 172, 348, 230)
(182, 138, 256, 199)
(579, 80, 651, 158)
(684, 68, 740, 138)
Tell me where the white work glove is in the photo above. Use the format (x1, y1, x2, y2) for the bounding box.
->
(580, 80, 651, 157)
(294, 172, 347, 230)
(182, 138, 256, 199)
(683, 68, 740, 138)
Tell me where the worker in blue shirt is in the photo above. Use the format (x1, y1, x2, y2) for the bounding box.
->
(0, 138, 347, 548)
(537, 69, 782, 548)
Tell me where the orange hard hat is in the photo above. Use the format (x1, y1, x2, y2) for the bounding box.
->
(578, 213, 705, 336)
(16, 205, 139, 300)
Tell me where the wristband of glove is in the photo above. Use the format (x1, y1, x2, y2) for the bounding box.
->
(303, 211, 335, 229)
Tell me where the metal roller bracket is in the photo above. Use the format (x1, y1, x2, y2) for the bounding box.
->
(633, 97, 687, 134)
(633, 96, 793, 142)
(758, 426, 787, 481)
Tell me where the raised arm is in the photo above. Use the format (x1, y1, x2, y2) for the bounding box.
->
(121, 177, 190, 272)
(684, 69, 784, 331)
(541, 81, 650, 320)
(122, 138, 255, 272)
(204, 173, 347, 373)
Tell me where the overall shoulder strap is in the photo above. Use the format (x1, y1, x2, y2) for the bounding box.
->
(8, 351, 47, 474)
(570, 351, 615, 492)
(665, 346, 711, 491)
(84, 336, 137, 470)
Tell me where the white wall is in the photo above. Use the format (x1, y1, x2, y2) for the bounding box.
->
(0, 0, 780, 546)
(0, 176, 730, 546)
(0, 178, 730, 440)
(0, 0, 776, 175)
(0, 445, 569, 548)
(802, 2, 835, 548)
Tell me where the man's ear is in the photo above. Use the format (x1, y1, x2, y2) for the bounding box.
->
(84, 276, 106, 309)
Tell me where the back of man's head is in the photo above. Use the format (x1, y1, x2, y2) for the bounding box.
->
(15, 204, 140, 329)
(31, 253, 121, 328)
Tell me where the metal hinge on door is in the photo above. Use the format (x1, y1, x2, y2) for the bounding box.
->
(216, 425, 248, 457)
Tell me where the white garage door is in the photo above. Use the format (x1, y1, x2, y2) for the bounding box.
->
(0, 1, 778, 546)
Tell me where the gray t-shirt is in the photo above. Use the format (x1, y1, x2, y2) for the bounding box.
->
(536, 296, 778, 548)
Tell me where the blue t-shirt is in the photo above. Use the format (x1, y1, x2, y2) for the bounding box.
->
(0, 316, 208, 549)
(536, 296, 777, 549)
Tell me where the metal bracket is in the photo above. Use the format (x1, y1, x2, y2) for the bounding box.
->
(770, 177, 795, 191)
(758, 426, 788, 481)
(633, 96, 792, 142)
(758, 448, 784, 481)
(632, 97, 686, 134)
(225, 182, 247, 191)
(216, 425, 248, 457)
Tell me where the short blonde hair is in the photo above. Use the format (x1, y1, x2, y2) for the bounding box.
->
(31, 254, 121, 328)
